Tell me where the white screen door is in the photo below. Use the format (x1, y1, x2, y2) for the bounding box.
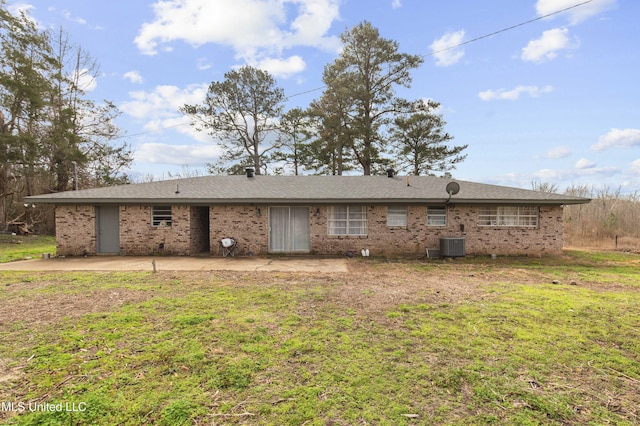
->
(269, 207, 310, 252)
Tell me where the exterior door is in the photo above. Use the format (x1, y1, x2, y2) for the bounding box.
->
(269, 207, 310, 253)
(96, 206, 120, 254)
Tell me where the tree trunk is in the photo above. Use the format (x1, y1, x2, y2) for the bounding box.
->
(0, 182, 6, 231)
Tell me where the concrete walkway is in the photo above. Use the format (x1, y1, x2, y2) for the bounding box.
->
(0, 256, 350, 273)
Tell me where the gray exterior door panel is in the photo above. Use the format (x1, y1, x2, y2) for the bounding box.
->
(96, 206, 120, 254)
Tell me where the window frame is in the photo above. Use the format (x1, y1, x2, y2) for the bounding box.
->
(151, 205, 172, 227)
(387, 205, 408, 227)
(427, 206, 447, 227)
(478, 206, 539, 228)
(327, 205, 368, 236)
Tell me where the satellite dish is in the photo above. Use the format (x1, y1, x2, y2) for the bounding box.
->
(446, 181, 460, 196)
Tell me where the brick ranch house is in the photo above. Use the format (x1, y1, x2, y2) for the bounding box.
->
(26, 172, 590, 258)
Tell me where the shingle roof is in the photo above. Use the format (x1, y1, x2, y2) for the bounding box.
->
(26, 175, 590, 205)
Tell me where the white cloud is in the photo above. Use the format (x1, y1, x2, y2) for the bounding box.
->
(542, 146, 572, 159)
(531, 168, 567, 181)
(494, 157, 620, 187)
(575, 158, 596, 169)
(591, 128, 640, 151)
(429, 30, 465, 67)
(255, 55, 306, 79)
(123, 70, 144, 84)
(120, 83, 211, 142)
(135, 142, 222, 165)
(73, 68, 97, 92)
(62, 10, 87, 25)
(521, 28, 576, 63)
(6, 3, 38, 26)
(7, 2, 34, 15)
(629, 159, 640, 175)
(478, 85, 553, 101)
(479, 162, 625, 190)
(392, 0, 402, 10)
(533, 163, 619, 181)
(142, 115, 195, 136)
(134, 0, 340, 73)
(535, 0, 617, 25)
(196, 57, 212, 71)
(285, 0, 341, 51)
(121, 84, 207, 119)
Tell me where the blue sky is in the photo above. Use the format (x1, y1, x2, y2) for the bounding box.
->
(7, 0, 640, 192)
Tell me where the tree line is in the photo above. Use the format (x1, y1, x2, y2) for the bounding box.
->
(1, 7, 466, 234)
(181, 21, 467, 177)
(532, 181, 640, 251)
(563, 185, 640, 251)
(1, 3, 132, 231)
(6, 3, 634, 251)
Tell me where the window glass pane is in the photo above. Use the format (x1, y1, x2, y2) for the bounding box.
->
(152, 206, 172, 226)
(498, 206, 518, 226)
(328, 205, 367, 236)
(290, 207, 310, 251)
(332, 206, 348, 220)
(478, 206, 538, 227)
(427, 206, 447, 226)
(348, 205, 367, 235)
(348, 210, 366, 220)
(330, 224, 347, 235)
(478, 207, 497, 226)
(387, 206, 407, 227)
(518, 206, 539, 226)
(349, 222, 364, 235)
(327, 206, 342, 235)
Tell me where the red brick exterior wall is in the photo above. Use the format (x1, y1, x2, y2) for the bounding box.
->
(209, 205, 269, 256)
(119, 205, 191, 255)
(54, 203, 565, 257)
(205, 204, 563, 257)
(308, 204, 563, 257)
(55, 205, 97, 256)
(55, 205, 193, 256)
(446, 205, 564, 256)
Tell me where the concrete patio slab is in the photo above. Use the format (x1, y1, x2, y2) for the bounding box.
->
(0, 256, 350, 273)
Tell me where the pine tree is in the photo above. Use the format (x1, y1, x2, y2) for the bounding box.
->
(318, 21, 423, 175)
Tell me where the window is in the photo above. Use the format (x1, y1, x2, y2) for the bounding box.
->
(328, 205, 367, 236)
(387, 206, 407, 227)
(152, 206, 172, 227)
(427, 206, 447, 226)
(478, 206, 538, 227)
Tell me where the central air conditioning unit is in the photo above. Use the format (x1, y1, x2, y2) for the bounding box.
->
(440, 237, 466, 257)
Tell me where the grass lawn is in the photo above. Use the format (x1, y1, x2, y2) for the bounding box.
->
(0, 250, 638, 425)
(0, 234, 56, 263)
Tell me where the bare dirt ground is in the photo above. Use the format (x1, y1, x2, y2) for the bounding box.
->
(1, 261, 497, 387)
(0, 260, 553, 330)
(0, 285, 151, 327)
(3, 255, 637, 340)
(2, 258, 639, 424)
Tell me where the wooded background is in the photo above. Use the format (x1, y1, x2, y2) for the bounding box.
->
(1, 6, 132, 234)
(3, 6, 638, 251)
(564, 186, 640, 251)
